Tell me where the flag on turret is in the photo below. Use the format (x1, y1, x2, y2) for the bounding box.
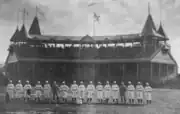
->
(93, 12, 100, 23)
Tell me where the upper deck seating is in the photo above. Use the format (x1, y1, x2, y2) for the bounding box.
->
(12, 43, 159, 59)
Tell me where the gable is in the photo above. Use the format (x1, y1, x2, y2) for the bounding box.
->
(5, 52, 18, 64)
(151, 50, 176, 64)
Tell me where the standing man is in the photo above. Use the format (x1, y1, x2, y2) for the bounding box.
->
(6, 80, 14, 101)
(96, 81, 103, 103)
(60, 81, 69, 103)
(87, 81, 95, 104)
(52, 81, 59, 102)
(127, 81, 135, 104)
(23, 80, 32, 102)
(43, 81, 51, 101)
(78, 81, 86, 103)
(34, 81, 43, 102)
(119, 81, 126, 104)
(136, 82, 144, 104)
(15, 80, 23, 100)
(70, 80, 79, 102)
(144, 82, 152, 104)
(104, 81, 111, 104)
(111, 81, 119, 104)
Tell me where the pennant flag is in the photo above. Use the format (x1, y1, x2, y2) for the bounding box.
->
(93, 12, 100, 23)
(159, 0, 176, 9)
(36, 6, 45, 17)
(88, 0, 101, 7)
(19, 8, 28, 24)
(88, 2, 97, 7)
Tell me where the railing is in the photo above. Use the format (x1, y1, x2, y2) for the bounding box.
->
(12, 44, 160, 59)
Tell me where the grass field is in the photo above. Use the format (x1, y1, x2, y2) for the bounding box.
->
(0, 88, 180, 114)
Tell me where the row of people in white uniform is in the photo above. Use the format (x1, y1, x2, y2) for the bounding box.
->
(6, 80, 152, 104)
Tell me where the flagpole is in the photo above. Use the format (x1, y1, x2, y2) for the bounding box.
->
(160, 0, 162, 24)
(17, 9, 20, 27)
(22, 8, 26, 25)
(36, 6, 38, 17)
(93, 19, 96, 36)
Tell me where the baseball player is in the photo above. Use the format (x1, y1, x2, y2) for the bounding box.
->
(104, 81, 111, 104)
(86, 81, 95, 103)
(6, 80, 15, 101)
(111, 81, 119, 104)
(96, 81, 103, 103)
(70, 80, 79, 102)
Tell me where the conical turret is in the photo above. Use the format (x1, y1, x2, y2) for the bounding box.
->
(16, 24, 28, 42)
(10, 27, 19, 42)
(29, 16, 41, 35)
(157, 22, 169, 40)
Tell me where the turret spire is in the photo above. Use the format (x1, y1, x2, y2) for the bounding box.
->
(28, 6, 41, 35)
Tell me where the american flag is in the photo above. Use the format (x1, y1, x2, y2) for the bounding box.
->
(93, 12, 100, 23)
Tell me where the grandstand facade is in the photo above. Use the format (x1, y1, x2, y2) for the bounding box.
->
(4, 11, 178, 85)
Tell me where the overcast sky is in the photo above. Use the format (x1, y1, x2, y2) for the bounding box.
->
(0, 0, 180, 72)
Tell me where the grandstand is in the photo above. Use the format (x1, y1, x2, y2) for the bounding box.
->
(4, 9, 178, 86)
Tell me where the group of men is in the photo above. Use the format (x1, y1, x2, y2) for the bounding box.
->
(6, 80, 152, 105)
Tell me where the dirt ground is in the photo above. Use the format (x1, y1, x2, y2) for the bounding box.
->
(0, 88, 180, 114)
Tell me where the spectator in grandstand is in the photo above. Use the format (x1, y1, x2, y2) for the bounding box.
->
(70, 80, 79, 102)
(6, 80, 14, 101)
(78, 81, 86, 103)
(144, 82, 152, 104)
(119, 81, 126, 104)
(87, 81, 95, 104)
(135, 82, 144, 104)
(23, 80, 32, 102)
(43, 81, 51, 101)
(60, 81, 69, 103)
(52, 81, 59, 102)
(104, 81, 111, 104)
(96, 81, 103, 104)
(111, 81, 119, 104)
(127, 81, 135, 104)
(15, 80, 23, 100)
(34, 81, 43, 102)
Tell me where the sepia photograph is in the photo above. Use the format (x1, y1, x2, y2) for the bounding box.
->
(0, 0, 179, 113)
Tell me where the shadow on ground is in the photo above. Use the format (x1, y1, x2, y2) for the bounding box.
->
(1, 89, 180, 114)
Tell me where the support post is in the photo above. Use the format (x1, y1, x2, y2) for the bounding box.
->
(150, 63, 153, 81)
(32, 63, 35, 85)
(159, 64, 161, 81)
(107, 64, 110, 81)
(166, 64, 169, 80)
(17, 62, 20, 81)
(78, 64, 81, 82)
(93, 64, 96, 83)
(136, 63, 139, 81)
(122, 64, 125, 81)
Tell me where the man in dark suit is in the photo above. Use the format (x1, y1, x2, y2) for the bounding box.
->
(52, 81, 59, 102)
(120, 81, 127, 104)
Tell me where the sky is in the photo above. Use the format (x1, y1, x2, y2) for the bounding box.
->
(0, 0, 180, 72)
